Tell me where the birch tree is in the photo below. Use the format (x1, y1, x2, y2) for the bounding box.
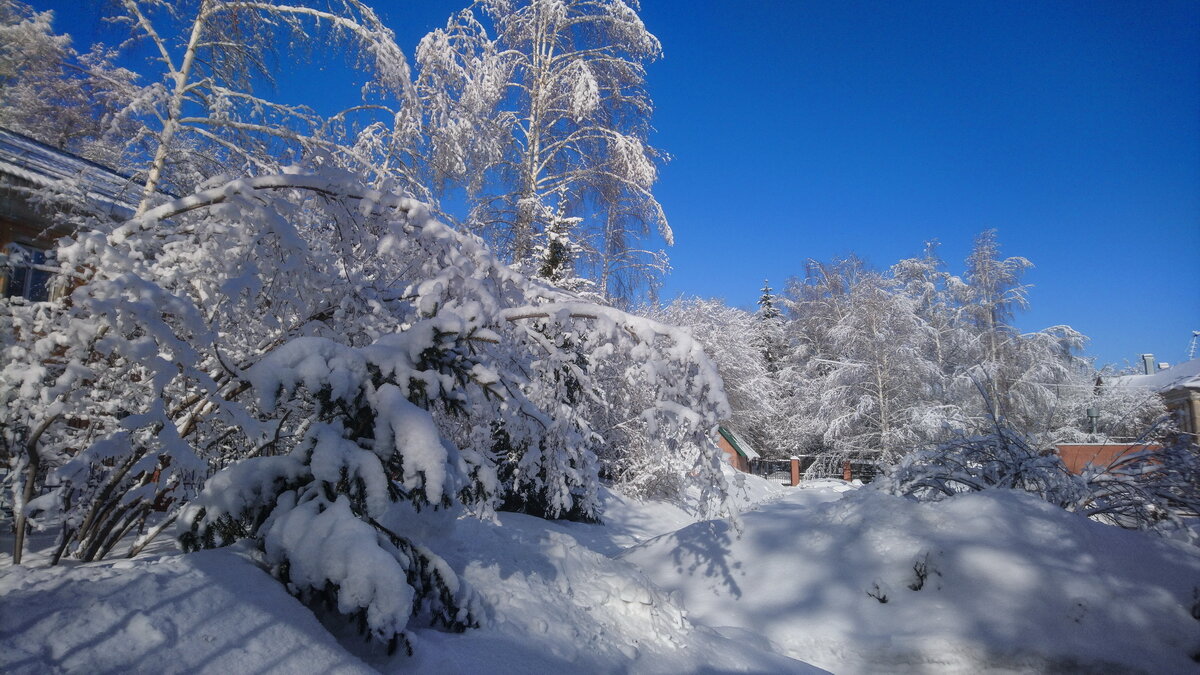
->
(806, 273, 946, 463)
(103, 0, 418, 213)
(960, 229, 1034, 419)
(891, 242, 971, 380)
(418, 0, 668, 302)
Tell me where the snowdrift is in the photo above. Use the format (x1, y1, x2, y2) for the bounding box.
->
(401, 505, 818, 673)
(0, 545, 374, 673)
(0, 478, 817, 674)
(4, 476, 1198, 674)
(623, 486, 1200, 673)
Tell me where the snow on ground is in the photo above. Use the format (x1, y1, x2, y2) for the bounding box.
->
(3, 470, 1198, 674)
(623, 484, 1200, 674)
(0, 471, 817, 674)
(374, 471, 815, 672)
(396, 504, 818, 674)
(0, 543, 374, 674)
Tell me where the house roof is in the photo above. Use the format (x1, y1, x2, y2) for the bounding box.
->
(718, 426, 761, 461)
(1104, 358, 1200, 393)
(0, 126, 142, 220)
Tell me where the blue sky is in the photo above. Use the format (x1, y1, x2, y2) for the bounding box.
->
(39, 0, 1200, 368)
(638, 0, 1199, 369)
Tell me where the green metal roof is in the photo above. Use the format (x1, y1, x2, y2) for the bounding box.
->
(718, 426, 760, 461)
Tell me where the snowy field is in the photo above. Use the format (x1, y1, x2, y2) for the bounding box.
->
(3, 471, 1199, 674)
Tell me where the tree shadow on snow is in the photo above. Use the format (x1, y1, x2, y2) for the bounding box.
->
(663, 519, 743, 599)
(0, 548, 373, 675)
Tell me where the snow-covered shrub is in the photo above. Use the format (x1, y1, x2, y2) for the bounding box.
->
(880, 418, 1200, 540)
(878, 424, 1082, 508)
(3, 168, 730, 649)
(585, 314, 732, 510)
(180, 336, 487, 654)
(1074, 439, 1200, 537)
(643, 297, 787, 459)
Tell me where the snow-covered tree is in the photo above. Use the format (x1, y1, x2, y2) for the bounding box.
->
(784, 256, 864, 366)
(813, 273, 946, 463)
(525, 189, 598, 297)
(780, 256, 868, 455)
(1, 166, 731, 651)
(772, 236, 1125, 474)
(754, 280, 787, 372)
(96, 0, 420, 212)
(891, 241, 971, 388)
(417, 0, 668, 302)
(0, 0, 141, 166)
(646, 297, 783, 459)
(959, 229, 1034, 420)
(1044, 363, 1172, 444)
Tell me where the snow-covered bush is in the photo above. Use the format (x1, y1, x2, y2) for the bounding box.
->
(643, 297, 788, 459)
(2, 167, 730, 649)
(1075, 439, 1200, 536)
(879, 418, 1200, 540)
(179, 335, 488, 654)
(878, 423, 1082, 508)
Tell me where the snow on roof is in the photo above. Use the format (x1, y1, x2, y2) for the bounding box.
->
(1106, 358, 1200, 392)
(718, 426, 761, 460)
(0, 126, 143, 219)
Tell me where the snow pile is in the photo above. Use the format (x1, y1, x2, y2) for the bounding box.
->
(399, 505, 818, 674)
(392, 473, 806, 671)
(623, 485, 1200, 673)
(5, 473, 1195, 674)
(1, 474, 815, 674)
(0, 546, 374, 674)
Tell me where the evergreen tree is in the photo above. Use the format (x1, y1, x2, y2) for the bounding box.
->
(754, 280, 786, 371)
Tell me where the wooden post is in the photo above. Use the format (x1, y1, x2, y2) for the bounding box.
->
(790, 456, 800, 486)
(842, 460, 852, 482)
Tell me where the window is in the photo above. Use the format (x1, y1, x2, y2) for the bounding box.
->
(2, 243, 54, 301)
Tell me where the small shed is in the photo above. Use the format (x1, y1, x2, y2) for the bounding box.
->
(716, 426, 760, 473)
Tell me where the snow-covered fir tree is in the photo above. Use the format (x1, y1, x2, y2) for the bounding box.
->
(754, 280, 787, 372)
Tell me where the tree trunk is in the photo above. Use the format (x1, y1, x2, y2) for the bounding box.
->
(135, 0, 211, 214)
(12, 413, 58, 565)
(12, 451, 40, 566)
